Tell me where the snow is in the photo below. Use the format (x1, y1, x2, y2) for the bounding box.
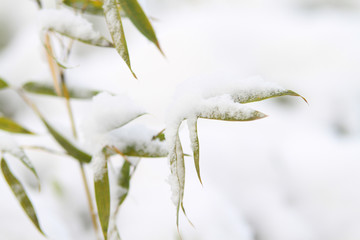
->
(3, 0, 360, 239)
(80, 92, 146, 148)
(38, 8, 109, 46)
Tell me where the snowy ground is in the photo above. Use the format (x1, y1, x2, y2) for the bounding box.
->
(1, 0, 360, 239)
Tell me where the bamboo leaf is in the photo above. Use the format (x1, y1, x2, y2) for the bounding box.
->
(41, 118, 92, 163)
(117, 160, 130, 206)
(187, 118, 201, 185)
(103, 0, 136, 78)
(169, 130, 185, 230)
(0, 117, 34, 134)
(118, 0, 162, 53)
(40, 9, 113, 47)
(0, 78, 9, 90)
(1, 158, 45, 235)
(23, 81, 100, 99)
(63, 0, 105, 15)
(6, 147, 40, 183)
(94, 153, 110, 240)
(197, 97, 267, 121)
(232, 89, 307, 104)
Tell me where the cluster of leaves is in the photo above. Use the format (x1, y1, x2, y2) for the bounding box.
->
(166, 86, 307, 229)
(0, 0, 307, 239)
(1, 0, 165, 238)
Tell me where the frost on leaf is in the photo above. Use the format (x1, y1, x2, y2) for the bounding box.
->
(165, 76, 306, 229)
(103, 0, 136, 78)
(39, 8, 113, 47)
(0, 132, 39, 182)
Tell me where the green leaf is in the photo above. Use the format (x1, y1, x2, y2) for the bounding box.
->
(23, 81, 100, 99)
(103, 0, 136, 78)
(232, 89, 307, 104)
(187, 118, 201, 185)
(118, 0, 162, 53)
(0, 117, 34, 134)
(1, 158, 45, 235)
(117, 160, 130, 205)
(94, 153, 110, 240)
(63, 0, 105, 15)
(0, 78, 9, 90)
(41, 118, 92, 163)
(5, 147, 40, 184)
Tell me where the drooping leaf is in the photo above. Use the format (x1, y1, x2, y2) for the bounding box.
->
(40, 9, 113, 47)
(103, 0, 136, 78)
(117, 0, 162, 53)
(168, 130, 186, 229)
(0, 117, 34, 134)
(6, 147, 40, 184)
(94, 152, 110, 240)
(187, 118, 201, 185)
(23, 81, 100, 99)
(117, 160, 130, 206)
(232, 89, 307, 104)
(41, 118, 92, 163)
(0, 78, 9, 90)
(63, 0, 104, 15)
(1, 158, 45, 235)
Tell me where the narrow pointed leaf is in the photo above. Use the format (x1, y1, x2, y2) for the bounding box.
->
(169, 131, 185, 229)
(23, 81, 100, 99)
(232, 89, 307, 104)
(197, 98, 267, 121)
(187, 118, 201, 185)
(63, 0, 105, 15)
(0, 78, 9, 90)
(117, 160, 130, 206)
(1, 158, 45, 235)
(40, 9, 113, 47)
(94, 156, 110, 240)
(0, 117, 34, 134)
(118, 0, 162, 53)
(6, 147, 40, 183)
(103, 0, 136, 78)
(41, 118, 92, 163)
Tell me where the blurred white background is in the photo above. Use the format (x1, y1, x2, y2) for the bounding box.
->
(1, 0, 360, 239)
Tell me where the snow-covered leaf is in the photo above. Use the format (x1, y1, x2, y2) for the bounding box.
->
(0, 117, 34, 134)
(167, 129, 186, 229)
(232, 89, 307, 104)
(197, 95, 267, 121)
(23, 81, 100, 99)
(63, 0, 104, 15)
(118, 0, 162, 53)
(83, 92, 146, 136)
(187, 118, 201, 184)
(41, 118, 92, 163)
(0, 78, 9, 90)
(0, 132, 39, 183)
(1, 158, 45, 235)
(39, 9, 113, 47)
(94, 151, 110, 240)
(103, 0, 136, 78)
(107, 124, 168, 158)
